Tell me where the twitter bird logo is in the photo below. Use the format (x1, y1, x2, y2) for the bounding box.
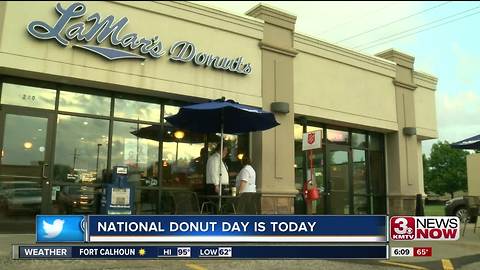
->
(43, 219, 65, 239)
(37, 215, 85, 242)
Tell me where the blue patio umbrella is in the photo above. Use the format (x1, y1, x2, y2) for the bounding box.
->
(165, 97, 280, 212)
(451, 134, 480, 150)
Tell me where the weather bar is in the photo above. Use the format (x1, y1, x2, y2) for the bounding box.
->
(13, 245, 388, 259)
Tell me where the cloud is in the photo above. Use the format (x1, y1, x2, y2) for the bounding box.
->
(422, 89, 480, 155)
(451, 42, 480, 87)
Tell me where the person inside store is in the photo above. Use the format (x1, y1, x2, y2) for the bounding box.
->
(205, 142, 229, 195)
(235, 155, 256, 194)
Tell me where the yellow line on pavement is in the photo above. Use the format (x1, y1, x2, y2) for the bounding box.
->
(186, 263, 208, 270)
(441, 259, 454, 270)
(379, 260, 427, 270)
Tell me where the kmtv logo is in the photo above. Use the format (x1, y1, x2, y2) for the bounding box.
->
(390, 216, 460, 241)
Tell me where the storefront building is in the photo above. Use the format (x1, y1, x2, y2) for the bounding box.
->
(0, 2, 437, 231)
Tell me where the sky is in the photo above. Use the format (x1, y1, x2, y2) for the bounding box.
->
(198, 1, 480, 155)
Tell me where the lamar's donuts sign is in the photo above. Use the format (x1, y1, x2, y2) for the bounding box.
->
(26, 2, 252, 75)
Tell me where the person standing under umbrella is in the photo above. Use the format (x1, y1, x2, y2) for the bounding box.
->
(206, 142, 229, 195)
(235, 155, 256, 194)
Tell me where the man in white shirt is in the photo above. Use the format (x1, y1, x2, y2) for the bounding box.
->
(236, 155, 256, 194)
(206, 143, 229, 194)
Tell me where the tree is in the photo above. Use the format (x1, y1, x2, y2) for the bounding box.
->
(424, 141, 468, 199)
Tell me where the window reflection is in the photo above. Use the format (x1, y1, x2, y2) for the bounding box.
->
(1, 115, 47, 166)
(294, 120, 387, 215)
(327, 129, 348, 144)
(163, 141, 205, 190)
(59, 91, 111, 116)
(52, 185, 97, 214)
(328, 150, 349, 214)
(164, 105, 180, 120)
(369, 134, 382, 151)
(294, 124, 304, 141)
(352, 133, 367, 148)
(54, 115, 109, 183)
(294, 124, 304, 189)
(353, 149, 367, 194)
(1, 83, 56, 110)
(111, 122, 159, 187)
(114, 98, 160, 122)
(137, 189, 159, 214)
(354, 196, 369, 214)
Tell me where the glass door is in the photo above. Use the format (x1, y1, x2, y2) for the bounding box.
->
(326, 145, 352, 214)
(0, 107, 54, 232)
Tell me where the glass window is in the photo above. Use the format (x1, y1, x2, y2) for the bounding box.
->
(326, 129, 348, 144)
(163, 140, 205, 191)
(111, 122, 159, 186)
(51, 185, 98, 214)
(294, 123, 304, 141)
(53, 115, 109, 183)
(308, 149, 325, 214)
(164, 105, 180, 121)
(59, 91, 111, 116)
(352, 149, 367, 195)
(352, 133, 367, 148)
(1, 114, 47, 165)
(114, 98, 160, 122)
(369, 133, 383, 151)
(294, 124, 305, 189)
(1, 83, 56, 110)
(370, 149, 386, 214)
(354, 196, 370, 214)
(370, 150, 386, 195)
(306, 126, 322, 133)
(328, 150, 349, 214)
(223, 134, 245, 175)
(137, 189, 159, 214)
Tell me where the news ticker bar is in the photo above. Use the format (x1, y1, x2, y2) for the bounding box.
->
(13, 245, 388, 259)
(37, 215, 387, 243)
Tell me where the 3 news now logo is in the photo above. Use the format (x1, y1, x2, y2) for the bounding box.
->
(36, 215, 85, 242)
(390, 216, 460, 241)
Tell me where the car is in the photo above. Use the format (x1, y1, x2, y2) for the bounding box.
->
(0, 181, 40, 203)
(445, 197, 478, 222)
(4, 188, 42, 215)
(57, 185, 96, 214)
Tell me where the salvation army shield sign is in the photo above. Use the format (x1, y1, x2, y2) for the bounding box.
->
(302, 130, 322, 151)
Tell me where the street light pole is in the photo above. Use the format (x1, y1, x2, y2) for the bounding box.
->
(173, 131, 185, 166)
(73, 148, 79, 169)
(96, 144, 102, 174)
(175, 141, 179, 165)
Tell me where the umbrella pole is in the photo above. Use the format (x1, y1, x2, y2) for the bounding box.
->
(219, 122, 224, 214)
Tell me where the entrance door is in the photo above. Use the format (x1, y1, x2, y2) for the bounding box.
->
(326, 145, 352, 214)
(0, 107, 54, 232)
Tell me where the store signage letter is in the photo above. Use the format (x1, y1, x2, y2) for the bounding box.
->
(27, 2, 252, 75)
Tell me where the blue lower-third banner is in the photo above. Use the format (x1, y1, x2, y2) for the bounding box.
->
(86, 215, 387, 243)
(14, 245, 388, 259)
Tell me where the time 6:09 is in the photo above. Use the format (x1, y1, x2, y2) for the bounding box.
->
(391, 247, 413, 257)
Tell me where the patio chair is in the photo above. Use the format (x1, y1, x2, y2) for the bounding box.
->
(168, 191, 214, 214)
(462, 196, 480, 236)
